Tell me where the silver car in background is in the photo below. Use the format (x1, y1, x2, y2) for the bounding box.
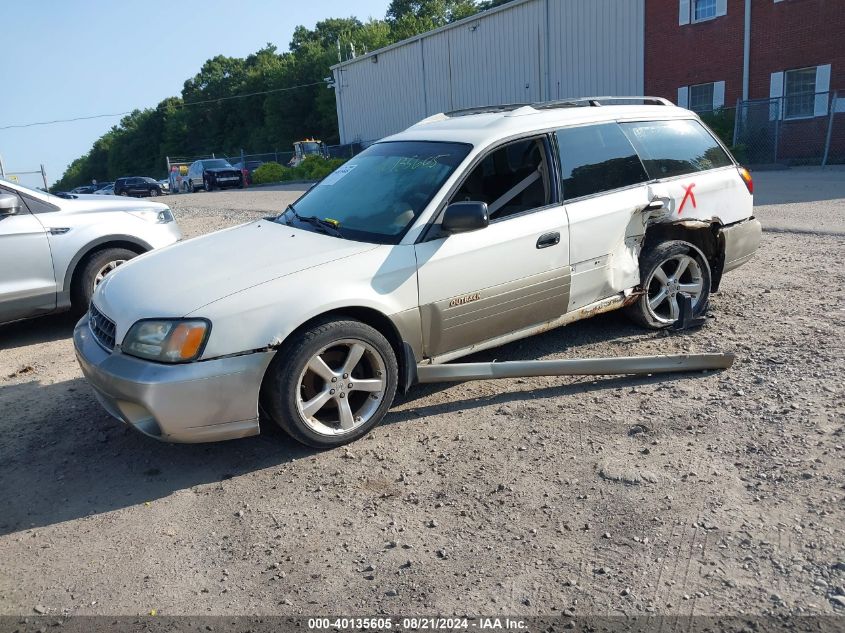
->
(0, 179, 181, 325)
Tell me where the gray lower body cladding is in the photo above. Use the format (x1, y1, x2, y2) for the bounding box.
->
(420, 266, 571, 358)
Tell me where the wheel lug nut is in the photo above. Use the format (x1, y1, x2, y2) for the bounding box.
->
(342, 373, 349, 379)
(331, 377, 337, 382)
(330, 389, 336, 395)
(348, 383, 353, 389)
(339, 393, 346, 399)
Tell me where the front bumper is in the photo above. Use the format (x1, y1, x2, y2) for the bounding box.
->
(74, 315, 274, 443)
(720, 217, 762, 274)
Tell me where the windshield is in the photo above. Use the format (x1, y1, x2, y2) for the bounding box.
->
(278, 141, 471, 244)
(301, 142, 321, 154)
(202, 159, 233, 169)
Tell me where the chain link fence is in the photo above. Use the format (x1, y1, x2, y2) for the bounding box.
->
(733, 91, 844, 166)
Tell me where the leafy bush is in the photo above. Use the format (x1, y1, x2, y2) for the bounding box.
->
(252, 157, 348, 184)
(699, 108, 735, 147)
(252, 162, 286, 184)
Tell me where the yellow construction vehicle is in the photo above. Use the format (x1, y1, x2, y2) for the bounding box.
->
(289, 139, 327, 167)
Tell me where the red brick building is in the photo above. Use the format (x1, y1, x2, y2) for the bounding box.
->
(645, 0, 845, 161)
(647, 0, 843, 110)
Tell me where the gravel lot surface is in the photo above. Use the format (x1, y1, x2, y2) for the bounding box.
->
(1, 170, 843, 618)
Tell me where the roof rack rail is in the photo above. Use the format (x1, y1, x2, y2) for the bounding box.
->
(444, 103, 528, 117)
(433, 96, 676, 122)
(534, 96, 674, 109)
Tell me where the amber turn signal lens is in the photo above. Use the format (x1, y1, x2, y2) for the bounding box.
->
(738, 166, 753, 195)
(164, 323, 207, 361)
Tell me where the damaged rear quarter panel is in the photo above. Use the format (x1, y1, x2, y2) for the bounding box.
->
(647, 166, 752, 227)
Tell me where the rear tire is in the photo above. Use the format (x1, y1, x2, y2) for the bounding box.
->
(262, 319, 398, 448)
(70, 247, 138, 316)
(625, 240, 711, 329)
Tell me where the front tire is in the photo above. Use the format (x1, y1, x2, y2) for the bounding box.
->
(70, 247, 138, 316)
(262, 319, 398, 448)
(625, 240, 711, 329)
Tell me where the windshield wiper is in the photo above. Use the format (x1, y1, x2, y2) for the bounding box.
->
(301, 215, 343, 238)
(279, 204, 343, 238)
(281, 203, 299, 226)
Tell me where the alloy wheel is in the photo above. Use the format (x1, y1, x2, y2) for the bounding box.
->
(295, 339, 387, 436)
(93, 259, 126, 290)
(645, 254, 704, 324)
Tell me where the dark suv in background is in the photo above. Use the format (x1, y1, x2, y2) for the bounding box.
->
(114, 177, 163, 197)
(183, 159, 244, 192)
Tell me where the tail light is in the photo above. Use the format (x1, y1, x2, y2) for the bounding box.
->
(737, 166, 753, 195)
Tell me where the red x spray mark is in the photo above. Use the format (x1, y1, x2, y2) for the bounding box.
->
(678, 183, 697, 215)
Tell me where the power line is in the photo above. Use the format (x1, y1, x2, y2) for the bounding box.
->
(0, 80, 330, 131)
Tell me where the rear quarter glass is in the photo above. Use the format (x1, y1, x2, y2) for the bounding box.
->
(619, 119, 732, 180)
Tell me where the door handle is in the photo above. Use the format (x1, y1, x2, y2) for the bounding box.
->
(643, 200, 665, 212)
(536, 232, 560, 249)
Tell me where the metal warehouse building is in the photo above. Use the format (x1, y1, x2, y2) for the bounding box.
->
(331, 0, 645, 144)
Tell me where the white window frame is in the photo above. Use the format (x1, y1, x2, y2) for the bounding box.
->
(677, 81, 725, 113)
(689, 82, 715, 113)
(692, 0, 717, 23)
(679, 0, 726, 25)
(770, 64, 832, 120)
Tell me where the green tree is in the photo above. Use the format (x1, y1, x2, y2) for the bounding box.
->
(54, 3, 477, 190)
(386, 0, 478, 40)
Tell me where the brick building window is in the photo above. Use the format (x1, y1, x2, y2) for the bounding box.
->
(677, 81, 725, 112)
(693, 0, 716, 21)
(784, 67, 818, 119)
(679, 0, 726, 25)
(689, 83, 715, 113)
(770, 64, 832, 119)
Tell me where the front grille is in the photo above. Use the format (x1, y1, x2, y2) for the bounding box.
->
(89, 304, 116, 351)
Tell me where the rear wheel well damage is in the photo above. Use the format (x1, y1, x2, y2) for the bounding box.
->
(642, 220, 726, 292)
(263, 307, 417, 397)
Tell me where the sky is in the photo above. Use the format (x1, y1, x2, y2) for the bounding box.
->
(0, 0, 391, 188)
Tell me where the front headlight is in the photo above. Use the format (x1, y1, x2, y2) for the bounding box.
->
(122, 319, 210, 362)
(128, 208, 175, 224)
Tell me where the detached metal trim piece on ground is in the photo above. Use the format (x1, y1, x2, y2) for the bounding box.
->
(416, 353, 735, 383)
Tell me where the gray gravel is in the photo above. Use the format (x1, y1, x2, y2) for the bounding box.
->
(0, 169, 843, 617)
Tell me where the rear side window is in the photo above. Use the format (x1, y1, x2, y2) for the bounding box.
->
(555, 123, 648, 200)
(620, 119, 732, 179)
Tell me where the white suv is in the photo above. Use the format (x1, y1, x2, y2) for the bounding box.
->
(0, 180, 181, 325)
(74, 97, 760, 448)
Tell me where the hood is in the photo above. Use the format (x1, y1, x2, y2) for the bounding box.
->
(206, 167, 240, 175)
(94, 220, 377, 333)
(58, 194, 169, 215)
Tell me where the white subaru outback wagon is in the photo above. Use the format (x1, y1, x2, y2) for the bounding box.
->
(74, 97, 761, 448)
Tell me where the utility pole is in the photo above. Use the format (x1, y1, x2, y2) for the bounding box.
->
(0, 154, 5, 179)
(40, 164, 48, 190)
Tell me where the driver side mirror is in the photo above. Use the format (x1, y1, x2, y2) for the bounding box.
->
(0, 193, 21, 216)
(442, 201, 489, 234)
